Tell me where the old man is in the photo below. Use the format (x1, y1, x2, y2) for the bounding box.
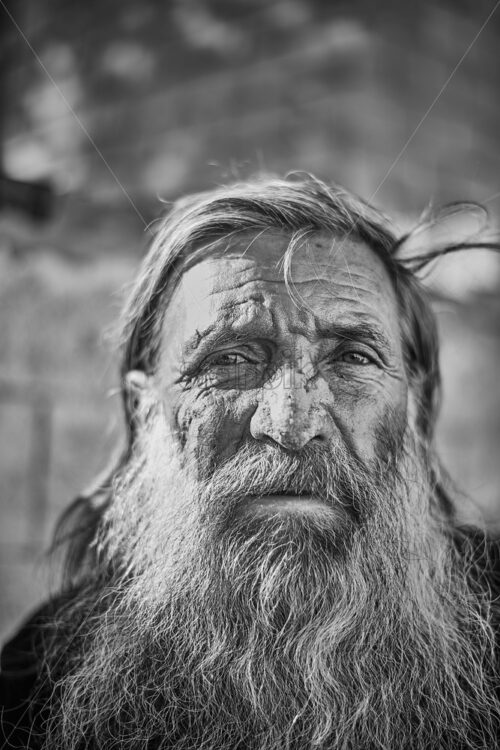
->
(1, 174, 500, 749)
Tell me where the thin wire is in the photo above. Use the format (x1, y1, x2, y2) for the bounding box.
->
(312, 0, 500, 296)
(370, 0, 500, 201)
(484, 190, 500, 205)
(0, 0, 150, 230)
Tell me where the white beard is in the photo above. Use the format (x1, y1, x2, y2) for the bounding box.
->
(43, 416, 500, 749)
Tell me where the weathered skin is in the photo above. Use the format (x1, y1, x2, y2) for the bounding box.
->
(143, 230, 408, 506)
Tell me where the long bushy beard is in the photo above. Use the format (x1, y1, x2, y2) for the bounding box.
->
(42, 416, 500, 749)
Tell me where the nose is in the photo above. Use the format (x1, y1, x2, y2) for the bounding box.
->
(249, 366, 334, 451)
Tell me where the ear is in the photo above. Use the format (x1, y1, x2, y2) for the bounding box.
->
(123, 370, 158, 430)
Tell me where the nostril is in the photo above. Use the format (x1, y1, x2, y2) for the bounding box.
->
(269, 431, 324, 452)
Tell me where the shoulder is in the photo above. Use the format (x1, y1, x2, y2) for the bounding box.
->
(0, 596, 67, 749)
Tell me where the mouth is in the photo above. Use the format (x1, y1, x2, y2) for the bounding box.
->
(247, 494, 325, 513)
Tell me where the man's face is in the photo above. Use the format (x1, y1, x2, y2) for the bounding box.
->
(155, 230, 408, 502)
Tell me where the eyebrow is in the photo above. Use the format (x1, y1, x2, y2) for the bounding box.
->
(313, 320, 394, 355)
(182, 318, 394, 360)
(182, 321, 273, 356)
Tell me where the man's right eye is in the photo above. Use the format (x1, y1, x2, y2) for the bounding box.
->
(209, 352, 252, 366)
(194, 346, 269, 390)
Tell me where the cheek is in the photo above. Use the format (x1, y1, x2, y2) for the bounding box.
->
(373, 401, 409, 466)
(332, 380, 408, 464)
(169, 388, 256, 477)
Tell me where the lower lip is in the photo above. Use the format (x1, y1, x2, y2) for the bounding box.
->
(250, 495, 323, 512)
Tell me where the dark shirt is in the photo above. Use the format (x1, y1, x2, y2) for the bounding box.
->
(0, 600, 57, 750)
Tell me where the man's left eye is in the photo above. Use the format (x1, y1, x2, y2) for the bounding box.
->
(340, 351, 373, 365)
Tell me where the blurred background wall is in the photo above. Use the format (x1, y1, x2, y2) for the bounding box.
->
(1, 0, 499, 640)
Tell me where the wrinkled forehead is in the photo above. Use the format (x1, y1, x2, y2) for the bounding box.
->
(161, 229, 401, 351)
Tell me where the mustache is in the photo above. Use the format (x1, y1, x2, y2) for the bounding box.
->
(200, 440, 371, 518)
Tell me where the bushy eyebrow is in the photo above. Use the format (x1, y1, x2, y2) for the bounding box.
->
(182, 318, 394, 362)
(182, 324, 270, 356)
(182, 306, 275, 356)
(313, 320, 394, 356)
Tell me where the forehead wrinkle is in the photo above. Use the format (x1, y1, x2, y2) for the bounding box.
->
(298, 268, 391, 290)
(314, 318, 394, 347)
(290, 281, 389, 304)
(302, 232, 366, 308)
(291, 272, 398, 340)
(284, 273, 397, 328)
(295, 234, 394, 302)
(182, 277, 396, 353)
(282, 309, 395, 350)
(183, 298, 275, 352)
(167, 230, 401, 361)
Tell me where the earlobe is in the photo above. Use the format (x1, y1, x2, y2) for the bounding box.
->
(124, 370, 158, 427)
